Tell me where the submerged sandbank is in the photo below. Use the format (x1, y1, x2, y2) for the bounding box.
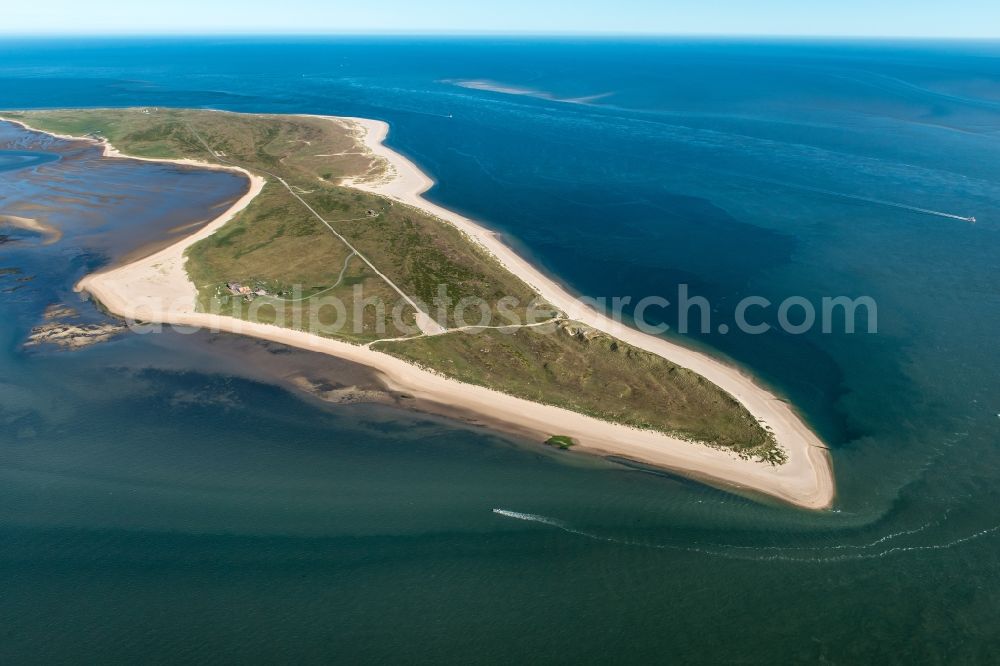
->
(0, 214, 62, 245)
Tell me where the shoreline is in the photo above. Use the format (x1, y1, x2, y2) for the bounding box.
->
(334, 115, 835, 509)
(4, 112, 835, 509)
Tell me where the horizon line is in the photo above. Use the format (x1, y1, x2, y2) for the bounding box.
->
(1, 32, 999, 41)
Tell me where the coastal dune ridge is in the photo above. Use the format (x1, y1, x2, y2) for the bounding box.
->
(6, 111, 834, 509)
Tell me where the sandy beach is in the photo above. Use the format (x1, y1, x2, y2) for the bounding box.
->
(7, 113, 834, 509)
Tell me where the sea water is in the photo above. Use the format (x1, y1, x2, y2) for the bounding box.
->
(1, 38, 999, 662)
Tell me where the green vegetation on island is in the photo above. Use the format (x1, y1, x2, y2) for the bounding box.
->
(4, 108, 784, 464)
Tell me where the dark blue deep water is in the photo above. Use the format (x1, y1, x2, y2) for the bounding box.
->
(2, 38, 1000, 663)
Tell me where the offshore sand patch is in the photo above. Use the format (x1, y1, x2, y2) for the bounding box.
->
(0, 214, 62, 245)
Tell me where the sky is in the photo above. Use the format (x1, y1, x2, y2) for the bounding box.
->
(4, 0, 1000, 38)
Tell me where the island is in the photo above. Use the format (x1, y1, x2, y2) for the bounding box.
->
(0, 108, 835, 508)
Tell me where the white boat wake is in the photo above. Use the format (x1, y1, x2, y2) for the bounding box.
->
(755, 176, 977, 223)
(492, 508, 568, 528)
(492, 507, 999, 563)
(828, 189, 977, 223)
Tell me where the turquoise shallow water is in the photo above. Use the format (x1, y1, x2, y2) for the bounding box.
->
(2, 38, 1000, 662)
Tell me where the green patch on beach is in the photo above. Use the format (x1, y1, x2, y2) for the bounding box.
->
(545, 435, 576, 450)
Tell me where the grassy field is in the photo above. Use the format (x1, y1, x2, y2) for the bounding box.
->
(374, 322, 783, 463)
(4, 108, 782, 462)
(185, 179, 411, 342)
